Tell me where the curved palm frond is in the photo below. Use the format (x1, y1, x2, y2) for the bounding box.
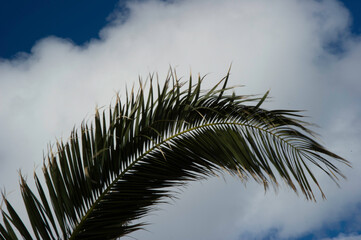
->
(0, 70, 348, 240)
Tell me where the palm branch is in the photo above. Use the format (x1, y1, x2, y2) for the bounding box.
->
(0, 70, 348, 240)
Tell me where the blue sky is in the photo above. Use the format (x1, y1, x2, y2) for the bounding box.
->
(0, 0, 120, 58)
(1, 1, 361, 240)
(1, 0, 359, 59)
(340, 0, 361, 33)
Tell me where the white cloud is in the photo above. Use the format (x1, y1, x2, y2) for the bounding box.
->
(1, 0, 361, 239)
(323, 233, 361, 240)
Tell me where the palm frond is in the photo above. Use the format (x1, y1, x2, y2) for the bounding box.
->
(0, 70, 348, 240)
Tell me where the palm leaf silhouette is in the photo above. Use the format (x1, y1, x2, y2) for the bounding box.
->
(0, 70, 348, 240)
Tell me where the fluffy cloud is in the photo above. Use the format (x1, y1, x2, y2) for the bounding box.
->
(323, 234, 361, 240)
(1, 0, 360, 239)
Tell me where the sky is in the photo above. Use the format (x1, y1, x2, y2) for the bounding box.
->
(0, 0, 361, 239)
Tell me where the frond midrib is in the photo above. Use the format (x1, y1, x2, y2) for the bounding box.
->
(68, 119, 303, 240)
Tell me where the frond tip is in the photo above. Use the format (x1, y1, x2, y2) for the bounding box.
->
(0, 70, 348, 240)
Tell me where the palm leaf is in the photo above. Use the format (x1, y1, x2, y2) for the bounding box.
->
(0, 70, 348, 240)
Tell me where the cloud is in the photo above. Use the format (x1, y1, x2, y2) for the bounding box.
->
(323, 233, 361, 240)
(1, 0, 361, 239)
